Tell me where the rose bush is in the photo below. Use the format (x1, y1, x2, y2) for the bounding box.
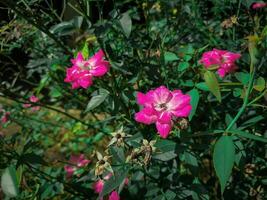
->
(0, 0, 267, 199)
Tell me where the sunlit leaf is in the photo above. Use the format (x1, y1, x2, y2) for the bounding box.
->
(1, 165, 19, 197)
(204, 71, 221, 102)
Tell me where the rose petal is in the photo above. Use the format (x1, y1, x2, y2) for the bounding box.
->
(156, 121, 172, 138)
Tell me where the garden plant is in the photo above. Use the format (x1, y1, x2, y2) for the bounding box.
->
(0, 0, 267, 199)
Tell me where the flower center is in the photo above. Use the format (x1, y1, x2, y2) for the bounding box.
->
(155, 103, 168, 112)
(78, 61, 92, 70)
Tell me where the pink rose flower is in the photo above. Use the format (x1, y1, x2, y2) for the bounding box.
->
(252, 2, 267, 9)
(64, 154, 90, 178)
(200, 48, 241, 77)
(109, 191, 120, 200)
(1, 112, 10, 124)
(135, 86, 192, 138)
(64, 49, 109, 89)
(23, 95, 40, 111)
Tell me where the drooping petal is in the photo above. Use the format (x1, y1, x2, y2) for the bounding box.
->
(109, 191, 120, 200)
(156, 121, 172, 138)
(79, 77, 93, 89)
(135, 107, 157, 124)
(157, 111, 172, 124)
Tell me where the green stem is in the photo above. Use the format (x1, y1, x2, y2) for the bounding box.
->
(225, 67, 255, 132)
(247, 89, 267, 106)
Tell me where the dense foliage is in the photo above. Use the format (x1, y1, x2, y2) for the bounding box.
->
(0, 0, 267, 199)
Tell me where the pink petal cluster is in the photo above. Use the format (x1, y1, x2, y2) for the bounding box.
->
(135, 86, 192, 138)
(109, 191, 120, 200)
(93, 173, 128, 200)
(64, 154, 90, 178)
(93, 173, 112, 193)
(200, 49, 241, 77)
(93, 173, 129, 194)
(252, 2, 267, 9)
(64, 49, 109, 89)
(23, 95, 40, 111)
(1, 112, 10, 124)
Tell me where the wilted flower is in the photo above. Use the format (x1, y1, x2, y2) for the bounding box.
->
(135, 86, 192, 138)
(64, 49, 109, 89)
(127, 139, 156, 166)
(1, 112, 10, 124)
(64, 154, 90, 178)
(109, 126, 131, 147)
(200, 49, 241, 77)
(23, 95, 40, 111)
(251, 2, 267, 9)
(221, 16, 238, 29)
(109, 191, 120, 200)
(95, 152, 112, 176)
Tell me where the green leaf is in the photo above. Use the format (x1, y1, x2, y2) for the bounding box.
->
(164, 52, 179, 62)
(50, 87, 62, 98)
(50, 16, 83, 36)
(195, 82, 209, 91)
(178, 62, 190, 72)
(188, 89, 200, 121)
(184, 151, 198, 167)
(85, 88, 109, 112)
(213, 135, 235, 193)
(153, 151, 177, 161)
(240, 115, 264, 128)
(254, 77, 265, 92)
(102, 167, 128, 196)
(228, 129, 267, 143)
(204, 71, 221, 102)
(248, 35, 259, 67)
(164, 190, 176, 200)
(81, 42, 89, 59)
(1, 165, 19, 197)
(235, 72, 250, 85)
(119, 12, 132, 38)
(234, 137, 246, 167)
(225, 114, 236, 130)
(154, 139, 177, 152)
(110, 146, 125, 164)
